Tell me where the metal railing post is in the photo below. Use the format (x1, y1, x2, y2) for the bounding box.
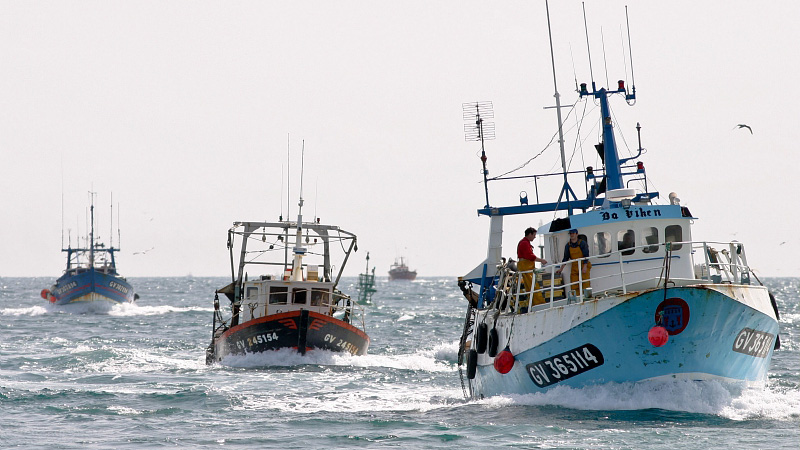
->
(618, 251, 627, 294)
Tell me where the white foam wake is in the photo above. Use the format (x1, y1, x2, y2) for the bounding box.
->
(482, 378, 800, 421)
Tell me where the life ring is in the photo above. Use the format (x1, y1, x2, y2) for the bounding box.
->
(487, 327, 499, 357)
(40, 289, 50, 299)
(476, 323, 488, 354)
(466, 349, 478, 380)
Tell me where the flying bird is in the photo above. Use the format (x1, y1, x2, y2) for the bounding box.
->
(133, 247, 155, 255)
(734, 124, 753, 134)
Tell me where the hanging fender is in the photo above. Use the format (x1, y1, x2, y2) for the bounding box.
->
(487, 327, 499, 357)
(476, 323, 488, 354)
(466, 349, 478, 380)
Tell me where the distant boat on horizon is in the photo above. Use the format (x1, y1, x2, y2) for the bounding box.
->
(41, 194, 137, 310)
(388, 257, 417, 281)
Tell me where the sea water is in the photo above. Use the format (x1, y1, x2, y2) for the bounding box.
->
(1, 277, 797, 449)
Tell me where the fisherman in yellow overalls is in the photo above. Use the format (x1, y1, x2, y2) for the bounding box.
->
(557, 228, 591, 293)
(517, 227, 548, 306)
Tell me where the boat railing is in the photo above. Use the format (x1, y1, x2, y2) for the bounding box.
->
(489, 239, 754, 314)
(330, 290, 367, 330)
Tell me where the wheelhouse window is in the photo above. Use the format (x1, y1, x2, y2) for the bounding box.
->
(618, 230, 635, 256)
(594, 232, 611, 257)
(292, 288, 307, 304)
(246, 286, 259, 301)
(269, 286, 288, 304)
(665, 225, 683, 250)
(642, 227, 659, 254)
(310, 289, 329, 306)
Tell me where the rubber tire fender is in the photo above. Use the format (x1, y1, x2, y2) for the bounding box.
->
(487, 327, 499, 358)
(476, 323, 488, 354)
(466, 349, 478, 380)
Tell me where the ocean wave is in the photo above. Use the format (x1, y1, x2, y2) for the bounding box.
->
(479, 379, 800, 421)
(0, 305, 49, 316)
(108, 303, 213, 316)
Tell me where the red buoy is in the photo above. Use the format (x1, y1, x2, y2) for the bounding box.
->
(648, 326, 669, 347)
(40, 289, 50, 300)
(493, 347, 515, 374)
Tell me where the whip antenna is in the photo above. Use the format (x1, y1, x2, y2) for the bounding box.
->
(582, 2, 596, 90)
(625, 5, 637, 104)
(462, 101, 495, 208)
(110, 192, 113, 248)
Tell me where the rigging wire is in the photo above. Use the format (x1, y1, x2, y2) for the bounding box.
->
(492, 98, 581, 179)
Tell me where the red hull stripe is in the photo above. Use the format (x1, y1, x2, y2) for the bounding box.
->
(221, 310, 369, 342)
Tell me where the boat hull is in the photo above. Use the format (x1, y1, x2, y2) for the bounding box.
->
(209, 309, 370, 363)
(467, 284, 778, 398)
(388, 270, 417, 281)
(49, 269, 135, 306)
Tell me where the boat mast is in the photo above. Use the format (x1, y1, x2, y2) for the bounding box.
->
(89, 191, 95, 267)
(545, 0, 577, 215)
(576, 5, 637, 194)
(290, 142, 307, 281)
(462, 102, 495, 208)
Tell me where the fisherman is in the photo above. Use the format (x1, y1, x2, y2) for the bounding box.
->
(557, 229, 591, 292)
(517, 227, 548, 306)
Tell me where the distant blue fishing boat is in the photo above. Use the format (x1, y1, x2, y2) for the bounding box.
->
(456, 4, 780, 399)
(41, 195, 137, 308)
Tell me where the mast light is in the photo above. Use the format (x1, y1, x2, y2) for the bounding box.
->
(618, 80, 625, 91)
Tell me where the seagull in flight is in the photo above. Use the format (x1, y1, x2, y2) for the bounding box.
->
(734, 124, 753, 134)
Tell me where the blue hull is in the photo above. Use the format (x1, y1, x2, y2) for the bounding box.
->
(50, 269, 135, 306)
(470, 285, 779, 398)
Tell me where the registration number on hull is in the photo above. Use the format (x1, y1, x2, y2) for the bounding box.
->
(526, 343, 604, 388)
(732, 328, 774, 358)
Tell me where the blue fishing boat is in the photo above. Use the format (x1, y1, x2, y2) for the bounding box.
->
(456, 4, 780, 399)
(41, 195, 137, 308)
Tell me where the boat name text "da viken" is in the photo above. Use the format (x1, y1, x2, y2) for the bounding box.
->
(601, 208, 663, 222)
(526, 344, 605, 388)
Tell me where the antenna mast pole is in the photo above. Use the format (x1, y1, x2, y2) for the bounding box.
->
(545, 0, 573, 214)
(110, 193, 113, 248)
(89, 191, 96, 267)
(478, 106, 490, 208)
(291, 141, 307, 281)
(462, 102, 495, 208)
(625, 6, 637, 102)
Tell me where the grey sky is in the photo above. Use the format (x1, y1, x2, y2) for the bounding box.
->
(2, 1, 798, 279)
